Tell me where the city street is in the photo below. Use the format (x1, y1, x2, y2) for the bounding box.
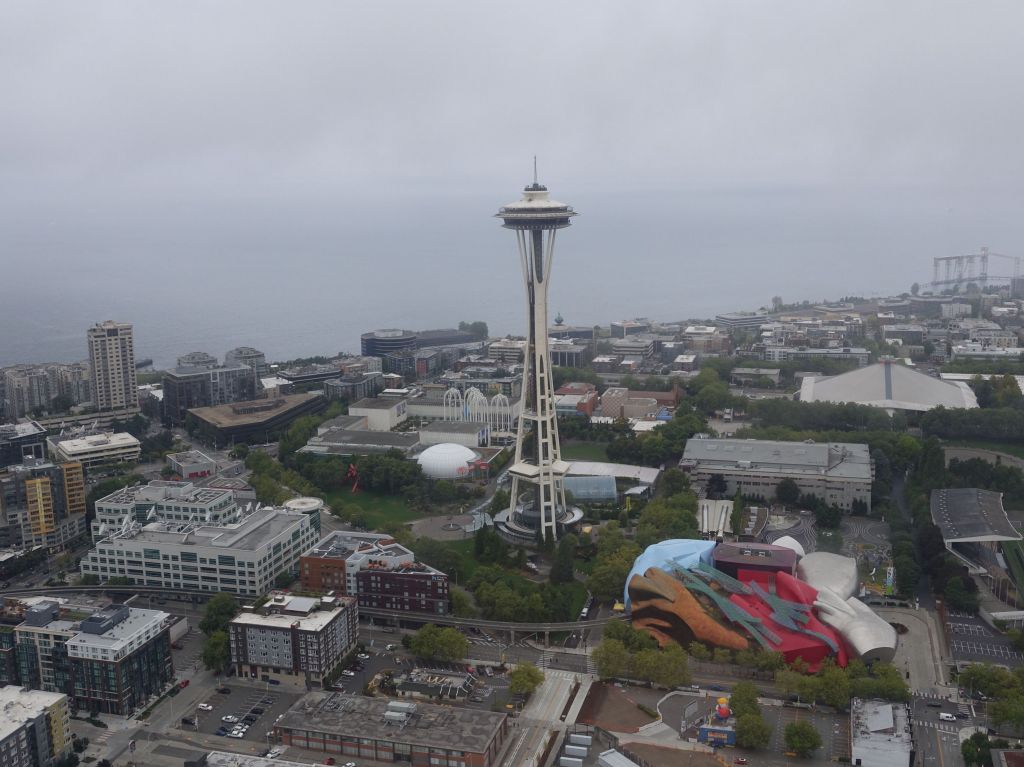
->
(911, 696, 982, 767)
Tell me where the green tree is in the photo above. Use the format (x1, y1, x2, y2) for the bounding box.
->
(688, 641, 711, 661)
(550, 534, 578, 584)
(776, 478, 800, 505)
(592, 639, 631, 680)
(79, 574, 100, 585)
(408, 624, 469, 662)
(653, 644, 690, 688)
(202, 630, 231, 674)
(729, 681, 761, 717)
(712, 648, 733, 664)
(587, 547, 640, 602)
(450, 588, 476, 618)
(945, 576, 980, 613)
(818, 661, 852, 709)
(736, 713, 772, 749)
(784, 721, 822, 757)
(730, 492, 745, 536)
(509, 663, 545, 695)
(199, 594, 240, 636)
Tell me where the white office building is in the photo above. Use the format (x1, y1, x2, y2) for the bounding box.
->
(48, 432, 141, 470)
(91, 480, 238, 540)
(680, 438, 873, 511)
(80, 507, 319, 597)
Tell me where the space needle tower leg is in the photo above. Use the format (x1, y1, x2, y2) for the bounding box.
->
(497, 177, 577, 543)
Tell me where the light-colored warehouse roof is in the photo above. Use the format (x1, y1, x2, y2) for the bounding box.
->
(800, 360, 977, 412)
(680, 439, 872, 481)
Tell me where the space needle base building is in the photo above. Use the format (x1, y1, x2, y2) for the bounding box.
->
(494, 177, 584, 544)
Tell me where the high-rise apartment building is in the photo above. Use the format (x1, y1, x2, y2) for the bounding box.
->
(87, 321, 137, 412)
(65, 605, 172, 716)
(0, 460, 87, 552)
(229, 594, 358, 686)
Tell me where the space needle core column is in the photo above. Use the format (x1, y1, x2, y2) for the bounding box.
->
(497, 178, 577, 543)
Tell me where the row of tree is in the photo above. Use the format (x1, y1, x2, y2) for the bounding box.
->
(958, 663, 1024, 731)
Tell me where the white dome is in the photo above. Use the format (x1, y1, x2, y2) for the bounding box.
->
(417, 443, 479, 479)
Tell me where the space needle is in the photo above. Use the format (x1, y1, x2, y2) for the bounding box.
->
(495, 170, 583, 543)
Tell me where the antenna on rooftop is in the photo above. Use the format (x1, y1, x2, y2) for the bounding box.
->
(533, 155, 538, 185)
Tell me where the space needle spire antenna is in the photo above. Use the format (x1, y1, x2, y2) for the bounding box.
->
(495, 174, 580, 543)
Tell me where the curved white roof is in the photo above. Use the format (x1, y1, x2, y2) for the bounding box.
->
(800, 360, 977, 412)
(772, 535, 806, 558)
(416, 443, 479, 479)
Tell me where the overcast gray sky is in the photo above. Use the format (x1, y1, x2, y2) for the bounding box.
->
(2, 1, 1023, 365)
(3, 1, 1022, 198)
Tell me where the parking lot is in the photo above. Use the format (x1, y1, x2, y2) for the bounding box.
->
(760, 705, 850, 762)
(180, 685, 303, 745)
(946, 612, 1024, 665)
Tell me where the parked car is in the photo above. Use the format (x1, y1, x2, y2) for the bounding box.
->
(217, 687, 232, 694)
(341, 670, 356, 677)
(385, 644, 398, 651)
(228, 732, 244, 739)
(198, 703, 214, 711)
(243, 715, 257, 724)
(179, 679, 190, 689)
(734, 759, 748, 765)
(181, 717, 195, 726)
(222, 715, 239, 723)
(357, 653, 370, 660)
(324, 758, 335, 765)
(267, 678, 281, 685)
(267, 749, 282, 759)
(251, 707, 264, 715)
(261, 697, 274, 704)
(215, 728, 228, 737)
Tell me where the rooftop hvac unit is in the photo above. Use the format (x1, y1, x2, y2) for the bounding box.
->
(384, 711, 407, 723)
(387, 701, 417, 714)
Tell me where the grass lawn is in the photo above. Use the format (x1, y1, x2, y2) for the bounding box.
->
(561, 441, 609, 461)
(325, 489, 420, 529)
(946, 440, 1024, 461)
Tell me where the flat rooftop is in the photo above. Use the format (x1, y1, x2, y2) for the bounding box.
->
(168, 450, 215, 464)
(680, 438, 872, 481)
(54, 432, 140, 451)
(0, 687, 67, 741)
(97, 480, 232, 507)
(304, 530, 409, 562)
(930, 488, 1022, 543)
(422, 421, 489, 434)
(190, 392, 322, 427)
(66, 607, 168, 653)
(0, 421, 46, 439)
(850, 698, 912, 762)
(275, 692, 506, 755)
(232, 600, 354, 632)
(99, 507, 305, 551)
(205, 752, 309, 767)
(350, 397, 405, 410)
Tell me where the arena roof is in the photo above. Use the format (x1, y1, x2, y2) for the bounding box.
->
(930, 488, 1021, 543)
(799, 360, 978, 412)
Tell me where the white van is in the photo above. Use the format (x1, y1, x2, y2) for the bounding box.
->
(939, 712, 956, 722)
